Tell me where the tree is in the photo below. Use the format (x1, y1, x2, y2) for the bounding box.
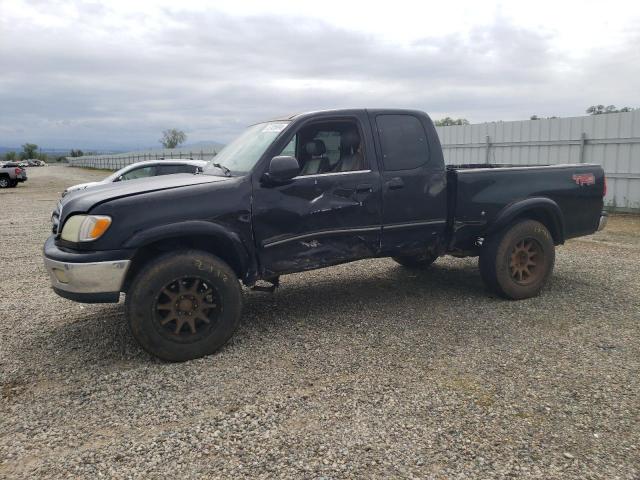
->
(4, 151, 17, 161)
(21, 143, 38, 159)
(434, 117, 470, 126)
(69, 149, 84, 157)
(160, 129, 187, 149)
(586, 105, 635, 115)
(586, 105, 605, 115)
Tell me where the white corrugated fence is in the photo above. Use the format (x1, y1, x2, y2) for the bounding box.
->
(436, 110, 640, 212)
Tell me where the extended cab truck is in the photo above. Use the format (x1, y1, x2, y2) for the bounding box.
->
(43, 109, 607, 361)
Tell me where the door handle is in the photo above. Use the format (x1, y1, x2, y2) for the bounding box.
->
(355, 184, 373, 194)
(386, 177, 404, 190)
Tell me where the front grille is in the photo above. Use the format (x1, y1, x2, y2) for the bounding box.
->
(51, 215, 59, 234)
(51, 202, 61, 234)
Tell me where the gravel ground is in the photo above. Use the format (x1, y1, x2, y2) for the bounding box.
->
(1, 166, 639, 479)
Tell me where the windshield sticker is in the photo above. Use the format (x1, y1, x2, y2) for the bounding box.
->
(262, 123, 288, 133)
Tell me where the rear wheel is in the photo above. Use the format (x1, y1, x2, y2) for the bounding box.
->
(392, 251, 438, 268)
(479, 220, 555, 299)
(125, 250, 243, 362)
(9, 180, 17, 188)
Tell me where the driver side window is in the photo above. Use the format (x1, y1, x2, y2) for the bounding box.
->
(276, 120, 367, 177)
(280, 136, 297, 156)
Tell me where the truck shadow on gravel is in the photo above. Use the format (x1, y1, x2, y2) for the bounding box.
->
(39, 260, 489, 365)
(40, 259, 573, 367)
(243, 261, 488, 319)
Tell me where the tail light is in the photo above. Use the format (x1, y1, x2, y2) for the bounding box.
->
(603, 177, 607, 197)
(15, 168, 21, 175)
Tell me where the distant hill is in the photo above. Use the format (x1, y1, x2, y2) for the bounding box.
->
(0, 141, 225, 158)
(0, 146, 125, 155)
(128, 141, 225, 151)
(175, 141, 225, 151)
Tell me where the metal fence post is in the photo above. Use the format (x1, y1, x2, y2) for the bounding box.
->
(579, 132, 587, 163)
(485, 135, 491, 164)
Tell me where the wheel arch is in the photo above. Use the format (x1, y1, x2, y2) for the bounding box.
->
(121, 221, 256, 291)
(486, 197, 565, 245)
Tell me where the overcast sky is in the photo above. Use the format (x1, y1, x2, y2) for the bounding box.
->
(1, 0, 639, 150)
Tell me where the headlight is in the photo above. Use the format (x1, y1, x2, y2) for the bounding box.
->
(60, 215, 112, 242)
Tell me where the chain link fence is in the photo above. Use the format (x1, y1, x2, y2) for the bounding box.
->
(67, 146, 219, 170)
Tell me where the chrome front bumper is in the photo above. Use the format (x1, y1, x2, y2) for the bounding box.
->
(44, 257, 131, 294)
(598, 212, 608, 231)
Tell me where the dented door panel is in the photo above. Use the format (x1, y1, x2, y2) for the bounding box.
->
(252, 171, 382, 276)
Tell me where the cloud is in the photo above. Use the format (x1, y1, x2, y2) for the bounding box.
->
(0, 3, 638, 149)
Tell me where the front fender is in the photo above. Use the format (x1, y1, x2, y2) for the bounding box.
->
(485, 197, 565, 244)
(122, 220, 251, 275)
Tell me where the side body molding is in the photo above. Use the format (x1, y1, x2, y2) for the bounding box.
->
(485, 197, 565, 244)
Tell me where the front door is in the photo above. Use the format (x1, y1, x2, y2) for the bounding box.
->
(252, 117, 382, 277)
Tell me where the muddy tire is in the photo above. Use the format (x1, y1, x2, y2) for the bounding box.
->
(392, 251, 438, 268)
(479, 220, 555, 300)
(0, 176, 9, 188)
(9, 180, 18, 188)
(125, 250, 242, 362)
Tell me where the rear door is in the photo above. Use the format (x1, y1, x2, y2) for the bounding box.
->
(371, 112, 447, 254)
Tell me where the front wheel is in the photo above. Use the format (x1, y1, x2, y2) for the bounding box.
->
(0, 177, 9, 188)
(125, 250, 243, 362)
(479, 220, 555, 299)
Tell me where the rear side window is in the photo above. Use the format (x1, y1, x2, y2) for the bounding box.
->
(157, 164, 195, 175)
(376, 114, 429, 170)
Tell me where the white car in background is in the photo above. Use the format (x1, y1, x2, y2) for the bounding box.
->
(62, 159, 208, 197)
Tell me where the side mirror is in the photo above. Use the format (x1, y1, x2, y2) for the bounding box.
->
(115, 175, 123, 182)
(263, 156, 299, 184)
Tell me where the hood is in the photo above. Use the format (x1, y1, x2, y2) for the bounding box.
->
(59, 173, 231, 223)
(65, 181, 104, 193)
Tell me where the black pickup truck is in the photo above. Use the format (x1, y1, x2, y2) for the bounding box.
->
(44, 109, 607, 361)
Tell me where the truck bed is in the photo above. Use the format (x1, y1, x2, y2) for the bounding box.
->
(446, 163, 605, 251)
(448, 163, 549, 169)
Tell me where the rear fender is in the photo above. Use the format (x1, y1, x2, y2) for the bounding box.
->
(485, 197, 565, 244)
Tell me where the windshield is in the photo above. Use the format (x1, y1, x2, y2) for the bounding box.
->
(204, 121, 290, 175)
(104, 170, 123, 182)
(103, 163, 141, 182)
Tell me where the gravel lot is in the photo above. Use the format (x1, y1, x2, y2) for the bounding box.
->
(1, 166, 639, 479)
